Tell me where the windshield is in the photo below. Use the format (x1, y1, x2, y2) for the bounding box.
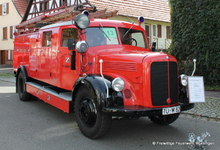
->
(85, 27, 119, 47)
(119, 28, 147, 49)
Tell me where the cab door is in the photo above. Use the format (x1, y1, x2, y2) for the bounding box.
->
(53, 27, 79, 90)
(29, 33, 39, 77)
(38, 30, 52, 81)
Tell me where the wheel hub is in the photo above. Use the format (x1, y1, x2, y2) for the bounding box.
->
(80, 99, 97, 127)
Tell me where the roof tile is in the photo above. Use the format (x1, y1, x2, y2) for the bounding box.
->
(13, 0, 28, 17)
(89, 0, 171, 22)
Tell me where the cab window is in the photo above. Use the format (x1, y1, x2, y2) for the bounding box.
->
(119, 28, 147, 49)
(43, 31, 52, 47)
(61, 28, 78, 47)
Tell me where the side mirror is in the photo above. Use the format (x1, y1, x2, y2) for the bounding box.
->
(68, 38, 76, 50)
(151, 42, 156, 52)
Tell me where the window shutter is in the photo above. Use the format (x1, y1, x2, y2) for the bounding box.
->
(0, 4, 2, 16)
(6, 3, 9, 14)
(3, 27, 8, 40)
(166, 26, 171, 39)
(10, 26, 13, 39)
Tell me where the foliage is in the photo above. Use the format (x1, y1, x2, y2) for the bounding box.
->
(205, 85, 220, 91)
(0, 73, 14, 78)
(169, 0, 220, 86)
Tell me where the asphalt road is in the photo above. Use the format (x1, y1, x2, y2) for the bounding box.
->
(0, 65, 13, 73)
(0, 80, 220, 150)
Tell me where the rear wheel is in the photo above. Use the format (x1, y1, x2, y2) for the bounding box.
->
(149, 113, 180, 125)
(74, 86, 112, 139)
(17, 72, 32, 101)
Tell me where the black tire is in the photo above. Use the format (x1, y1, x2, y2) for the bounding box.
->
(17, 72, 32, 101)
(149, 113, 180, 125)
(74, 86, 112, 139)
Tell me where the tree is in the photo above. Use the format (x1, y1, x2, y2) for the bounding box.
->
(169, 0, 220, 86)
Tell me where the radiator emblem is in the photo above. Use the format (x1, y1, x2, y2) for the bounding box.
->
(166, 98, 171, 104)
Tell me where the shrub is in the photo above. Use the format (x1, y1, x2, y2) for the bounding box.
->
(170, 0, 220, 86)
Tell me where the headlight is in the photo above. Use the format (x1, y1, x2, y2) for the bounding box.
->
(112, 78, 125, 92)
(76, 41, 88, 53)
(74, 14, 90, 30)
(180, 74, 188, 86)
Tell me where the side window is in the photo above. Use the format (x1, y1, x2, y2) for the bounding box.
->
(131, 32, 146, 48)
(153, 25, 156, 37)
(60, 0, 67, 6)
(61, 28, 78, 47)
(119, 28, 147, 49)
(157, 24, 162, 38)
(43, 31, 52, 47)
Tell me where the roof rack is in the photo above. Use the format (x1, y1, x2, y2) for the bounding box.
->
(15, 3, 118, 35)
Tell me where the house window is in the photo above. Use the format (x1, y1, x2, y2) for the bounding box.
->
(1, 3, 9, 15)
(3, 27, 7, 40)
(40, 1, 49, 12)
(166, 26, 171, 39)
(60, 0, 67, 6)
(61, 28, 78, 47)
(43, 31, 52, 47)
(157, 25, 162, 38)
(153, 25, 156, 37)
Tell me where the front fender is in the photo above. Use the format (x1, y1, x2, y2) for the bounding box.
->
(16, 65, 28, 79)
(15, 65, 29, 93)
(72, 75, 123, 111)
(178, 76, 189, 104)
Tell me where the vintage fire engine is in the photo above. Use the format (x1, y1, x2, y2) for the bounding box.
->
(13, 4, 194, 139)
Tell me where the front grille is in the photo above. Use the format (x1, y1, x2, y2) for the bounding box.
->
(150, 62, 178, 106)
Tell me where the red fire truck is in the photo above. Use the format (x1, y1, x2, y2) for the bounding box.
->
(13, 6, 194, 139)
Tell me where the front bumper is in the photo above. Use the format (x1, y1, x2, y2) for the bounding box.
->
(102, 103, 194, 117)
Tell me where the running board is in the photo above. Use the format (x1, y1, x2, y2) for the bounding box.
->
(26, 82, 72, 113)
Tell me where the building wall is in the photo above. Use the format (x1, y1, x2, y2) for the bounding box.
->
(0, 0, 22, 65)
(145, 20, 171, 50)
(109, 16, 172, 50)
(27, 0, 87, 20)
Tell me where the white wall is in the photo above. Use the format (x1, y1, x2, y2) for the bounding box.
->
(0, 0, 22, 50)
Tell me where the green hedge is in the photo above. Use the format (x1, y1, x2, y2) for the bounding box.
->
(169, 0, 220, 86)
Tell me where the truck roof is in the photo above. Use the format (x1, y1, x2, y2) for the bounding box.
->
(41, 19, 138, 30)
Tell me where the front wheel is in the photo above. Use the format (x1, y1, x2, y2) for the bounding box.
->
(74, 86, 112, 139)
(149, 113, 180, 125)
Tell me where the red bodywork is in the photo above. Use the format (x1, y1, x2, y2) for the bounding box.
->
(13, 19, 179, 113)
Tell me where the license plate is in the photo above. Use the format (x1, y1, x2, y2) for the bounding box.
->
(162, 106, 180, 115)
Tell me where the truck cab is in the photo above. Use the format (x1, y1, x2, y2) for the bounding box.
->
(13, 14, 193, 139)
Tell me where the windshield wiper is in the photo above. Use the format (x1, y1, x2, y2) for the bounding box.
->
(99, 23, 111, 41)
(123, 25, 133, 39)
